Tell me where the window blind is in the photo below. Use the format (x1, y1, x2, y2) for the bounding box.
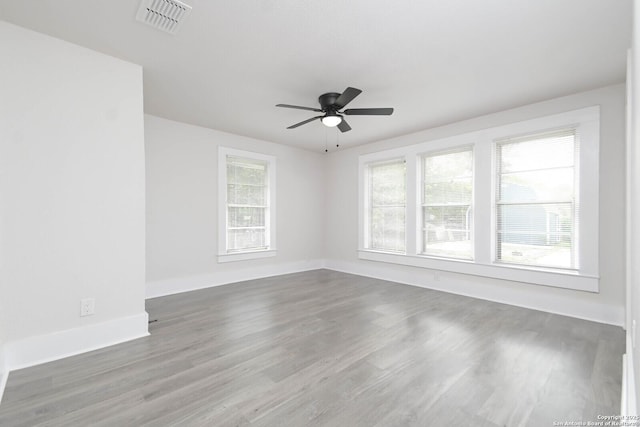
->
(496, 129, 577, 269)
(422, 148, 473, 259)
(226, 155, 269, 252)
(368, 159, 406, 252)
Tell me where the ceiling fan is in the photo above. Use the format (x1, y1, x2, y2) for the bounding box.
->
(276, 87, 393, 133)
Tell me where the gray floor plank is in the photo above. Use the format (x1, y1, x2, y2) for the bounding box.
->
(0, 269, 625, 426)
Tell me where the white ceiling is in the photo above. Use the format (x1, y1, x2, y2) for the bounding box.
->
(0, 0, 632, 151)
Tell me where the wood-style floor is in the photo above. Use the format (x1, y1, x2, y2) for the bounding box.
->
(0, 269, 624, 426)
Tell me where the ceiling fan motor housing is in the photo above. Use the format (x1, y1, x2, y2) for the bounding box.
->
(319, 92, 342, 111)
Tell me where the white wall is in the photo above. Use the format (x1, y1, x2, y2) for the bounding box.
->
(325, 84, 626, 326)
(145, 115, 326, 297)
(0, 21, 147, 372)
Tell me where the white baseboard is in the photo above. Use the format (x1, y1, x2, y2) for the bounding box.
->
(146, 259, 326, 299)
(4, 312, 149, 372)
(623, 333, 638, 416)
(324, 259, 624, 327)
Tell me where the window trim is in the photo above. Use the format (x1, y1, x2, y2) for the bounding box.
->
(358, 106, 599, 292)
(218, 147, 277, 263)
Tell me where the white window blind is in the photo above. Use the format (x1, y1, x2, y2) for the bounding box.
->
(226, 155, 269, 253)
(422, 148, 473, 259)
(367, 159, 406, 252)
(496, 129, 577, 269)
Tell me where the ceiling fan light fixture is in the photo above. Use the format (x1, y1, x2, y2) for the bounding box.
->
(321, 113, 342, 127)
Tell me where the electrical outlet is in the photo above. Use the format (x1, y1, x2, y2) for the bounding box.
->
(80, 298, 95, 317)
(433, 272, 440, 282)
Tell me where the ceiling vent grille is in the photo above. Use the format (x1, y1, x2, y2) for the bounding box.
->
(136, 0, 192, 35)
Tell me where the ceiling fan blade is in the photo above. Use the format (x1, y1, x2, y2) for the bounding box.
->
(287, 116, 322, 129)
(337, 118, 352, 133)
(334, 87, 362, 109)
(343, 108, 394, 116)
(276, 104, 323, 112)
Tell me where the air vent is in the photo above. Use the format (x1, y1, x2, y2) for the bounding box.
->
(136, 0, 192, 35)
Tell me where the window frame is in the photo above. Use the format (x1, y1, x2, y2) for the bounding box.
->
(358, 106, 599, 292)
(218, 147, 277, 263)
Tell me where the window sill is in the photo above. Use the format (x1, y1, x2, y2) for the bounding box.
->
(357, 249, 598, 293)
(218, 249, 277, 263)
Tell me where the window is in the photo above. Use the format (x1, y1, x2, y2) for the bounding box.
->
(496, 130, 577, 269)
(421, 148, 473, 259)
(226, 156, 269, 252)
(218, 147, 276, 262)
(358, 106, 599, 292)
(366, 158, 406, 252)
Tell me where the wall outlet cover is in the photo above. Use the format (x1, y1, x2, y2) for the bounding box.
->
(80, 298, 95, 317)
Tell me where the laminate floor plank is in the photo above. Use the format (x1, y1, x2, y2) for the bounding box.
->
(0, 269, 625, 426)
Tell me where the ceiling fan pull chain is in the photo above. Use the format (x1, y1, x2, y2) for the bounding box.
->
(325, 127, 328, 153)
